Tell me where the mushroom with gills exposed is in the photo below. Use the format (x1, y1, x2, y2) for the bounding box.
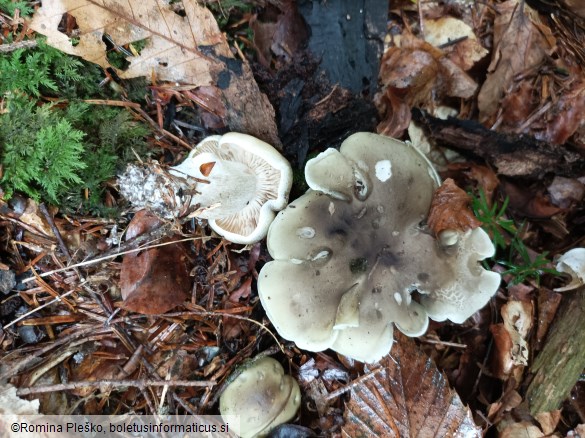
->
(258, 132, 501, 363)
(170, 132, 293, 244)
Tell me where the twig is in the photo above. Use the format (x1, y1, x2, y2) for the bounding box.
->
(16, 379, 215, 396)
(173, 393, 198, 415)
(0, 326, 97, 381)
(20, 235, 205, 285)
(130, 106, 193, 150)
(325, 366, 385, 401)
(176, 307, 286, 356)
(3, 288, 79, 330)
(84, 99, 142, 109)
(419, 337, 468, 349)
(0, 39, 37, 53)
(40, 202, 72, 261)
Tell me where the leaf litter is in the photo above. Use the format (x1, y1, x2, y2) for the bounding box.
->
(1, 0, 585, 436)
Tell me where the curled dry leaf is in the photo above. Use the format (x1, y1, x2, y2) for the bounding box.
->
(498, 421, 545, 438)
(29, 0, 279, 145)
(547, 176, 585, 209)
(490, 300, 533, 380)
(427, 178, 481, 236)
(376, 34, 477, 137)
(251, 0, 308, 68)
(501, 180, 562, 219)
(446, 163, 499, 204)
(119, 210, 190, 314)
(342, 334, 481, 438)
(537, 78, 585, 145)
(478, 0, 556, 125)
(535, 288, 562, 350)
(424, 17, 488, 71)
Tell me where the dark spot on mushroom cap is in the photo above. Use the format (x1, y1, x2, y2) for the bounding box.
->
(379, 248, 400, 267)
(418, 272, 430, 282)
(350, 257, 368, 273)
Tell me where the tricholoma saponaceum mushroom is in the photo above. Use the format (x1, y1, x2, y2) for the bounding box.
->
(219, 357, 301, 438)
(258, 132, 501, 363)
(169, 133, 293, 244)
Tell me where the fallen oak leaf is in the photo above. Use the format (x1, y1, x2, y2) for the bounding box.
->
(427, 178, 481, 237)
(342, 333, 481, 437)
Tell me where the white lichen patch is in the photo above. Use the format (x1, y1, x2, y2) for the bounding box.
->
(375, 160, 392, 182)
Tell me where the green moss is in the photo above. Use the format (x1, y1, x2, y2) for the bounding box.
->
(0, 0, 33, 16)
(0, 40, 153, 214)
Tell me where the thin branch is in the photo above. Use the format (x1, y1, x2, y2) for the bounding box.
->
(325, 366, 385, 401)
(0, 39, 37, 53)
(39, 202, 72, 262)
(20, 235, 204, 285)
(16, 379, 215, 396)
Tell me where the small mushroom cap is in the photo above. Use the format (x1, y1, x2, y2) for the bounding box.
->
(219, 357, 301, 438)
(170, 133, 292, 244)
(554, 248, 585, 291)
(259, 133, 499, 362)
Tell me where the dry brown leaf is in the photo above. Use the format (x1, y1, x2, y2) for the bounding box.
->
(563, 0, 585, 18)
(477, 0, 556, 125)
(427, 178, 481, 236)
(29, 0, 279, 145)
(376, 35, 477, 137)
(538, 78, 585, 145)
(19, 199, 52, 237)
(500, 180, 562, 219)
(251, 0, 308, 68)
(342, 334, 481, 438)
(490, 300, 533, 380)
(447, 163, 500, 204)
(424, 17, 488, 72)
(119, 210, 190, 314)
(535, 288, 562, 350)
(499, 421, 545, 438)
(535, 410, 561, 435)
(547, 176, 585, 208)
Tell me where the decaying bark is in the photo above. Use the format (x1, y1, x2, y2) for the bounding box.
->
(525, 288, 585, 414)
(412, 109, 585, 179)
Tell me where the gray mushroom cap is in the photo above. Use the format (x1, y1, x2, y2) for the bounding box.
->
(258, 133, 500, 363)
(170, 133, 292, 244)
